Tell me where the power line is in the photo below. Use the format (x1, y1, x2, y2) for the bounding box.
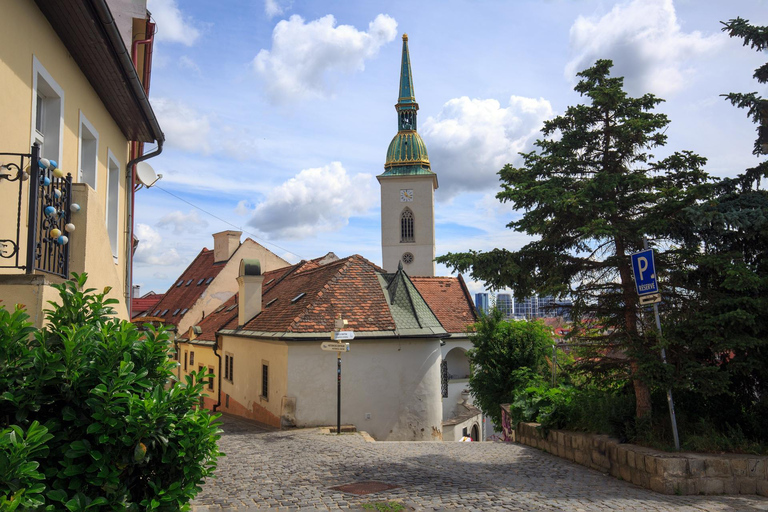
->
(153, 185, 305, 260)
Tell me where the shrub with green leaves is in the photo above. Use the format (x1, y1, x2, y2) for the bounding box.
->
(0, 273, 222, 511)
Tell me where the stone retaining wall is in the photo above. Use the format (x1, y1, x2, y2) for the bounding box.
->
(513, 421, 768, 496)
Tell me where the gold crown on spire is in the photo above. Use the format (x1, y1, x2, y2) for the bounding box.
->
(402, 33, 408, 41)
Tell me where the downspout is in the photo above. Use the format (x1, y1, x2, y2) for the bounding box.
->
(212, 337, 222, 412)
(89, 0, 164, 316)
(125, 20, 159, 317)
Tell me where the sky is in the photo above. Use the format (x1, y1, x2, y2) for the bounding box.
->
(132, 0, 767, 299)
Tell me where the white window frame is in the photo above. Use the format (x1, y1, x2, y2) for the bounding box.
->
(106, 149, 121, 263)
(31, 56, 65, 165)
(78, 112, 99, 191)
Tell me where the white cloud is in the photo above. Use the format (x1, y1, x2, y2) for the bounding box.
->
(151, 98, 211, 153)
(566, 0, 723, 96)
(178, 55, 201, 75)
(422, 95, 554, 200)
(247, 162, 376, 239)
(134, 224, 182, 266)
(157, 210, 209, 234)
(147, 0, 200, 46)
(235, 200, 253, 216)
(265, 0, 291, 18)
(253, 14, 397, 103)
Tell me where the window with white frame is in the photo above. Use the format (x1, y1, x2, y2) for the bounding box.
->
(106, 150, 120, 261)
(31, 57, 64, 164)
(78, 113, 98, 190)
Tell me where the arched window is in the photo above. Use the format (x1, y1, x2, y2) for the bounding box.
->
(400, 208, 414, 243)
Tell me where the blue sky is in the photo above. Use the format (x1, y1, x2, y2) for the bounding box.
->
(132, 0, 767, 297)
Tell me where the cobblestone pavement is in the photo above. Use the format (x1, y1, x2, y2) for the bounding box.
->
(192, 414, 768, 511)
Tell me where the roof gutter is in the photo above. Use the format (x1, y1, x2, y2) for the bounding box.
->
(89, 0, 164, 145)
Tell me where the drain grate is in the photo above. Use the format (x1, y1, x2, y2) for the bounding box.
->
(330, 481, 399, 495)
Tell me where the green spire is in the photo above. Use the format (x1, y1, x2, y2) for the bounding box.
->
(397, 34, 417, 109)
(380, 33, 434, 178)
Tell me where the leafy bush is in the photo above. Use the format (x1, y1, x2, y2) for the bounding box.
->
(467, 310, 553, 428)
(0, 273, 222, 510)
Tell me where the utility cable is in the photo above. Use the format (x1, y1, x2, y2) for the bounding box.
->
(153, 185, 305, 260)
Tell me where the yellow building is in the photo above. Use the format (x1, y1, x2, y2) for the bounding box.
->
(0, 0, 163, 324)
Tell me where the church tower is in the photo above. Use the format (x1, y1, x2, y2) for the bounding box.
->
(377, 34, 437, 276)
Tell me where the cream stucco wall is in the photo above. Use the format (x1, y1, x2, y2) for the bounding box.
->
(0, 274, 63, 327)
(177, 240, 290, 334)
(286, 338, 444, 441)
(218, 335, 289, 427)
(0, 0, 132, 315)
(379, 175, 436, 276)
(177, 342, 219, 403)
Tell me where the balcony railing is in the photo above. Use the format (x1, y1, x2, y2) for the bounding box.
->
(1, 144, 72, 278)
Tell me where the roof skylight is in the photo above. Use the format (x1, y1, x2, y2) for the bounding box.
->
(291, 292, 306, 303)
(197, 279, 204, 285)
(186, 279, 193, 286)
(176, 280, 183, 287)
(265, 298, 278, 307)
(173, 309, 180, 316)
(205, 277, 213, 284)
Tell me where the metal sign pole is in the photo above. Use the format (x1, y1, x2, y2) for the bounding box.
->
(642, 238, 680, 451)
(337, 350, 341, 435)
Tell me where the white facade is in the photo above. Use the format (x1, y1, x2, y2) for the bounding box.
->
(286, 338, 444, 441)
(379, 174, 436, 276)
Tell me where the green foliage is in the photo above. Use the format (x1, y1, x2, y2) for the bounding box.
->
(466, 309, 552, 428)
(438, 59, 712, 419)
(362, 502, 406, 512)
(0, 273, 222, 511)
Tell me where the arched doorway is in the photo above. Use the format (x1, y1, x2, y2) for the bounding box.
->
(470, 423, 480, 442)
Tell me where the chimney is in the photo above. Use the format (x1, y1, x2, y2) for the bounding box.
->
(132, 285, 141, 298)
(213, 230, 242, 263)
(237, 259, 264, 326)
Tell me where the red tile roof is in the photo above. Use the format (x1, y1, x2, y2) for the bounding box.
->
(231, 255, 395, 333)
(139, 248, 226, 327)
(131, 293, 164, 318)
(410, 275, 477, 333)
(185, 255, 476, 342)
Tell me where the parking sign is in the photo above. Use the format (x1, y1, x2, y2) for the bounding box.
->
(630, 249, 658, 296)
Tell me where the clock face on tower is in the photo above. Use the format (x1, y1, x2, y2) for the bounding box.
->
(400, 189, 414, 202)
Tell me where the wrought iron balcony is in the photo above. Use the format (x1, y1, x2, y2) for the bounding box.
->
(1, 144, 73, 278)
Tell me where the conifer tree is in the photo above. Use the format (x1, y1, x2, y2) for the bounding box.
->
(437, 60, 711, 419)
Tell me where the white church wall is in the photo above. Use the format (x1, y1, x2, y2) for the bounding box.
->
(286, 337, 444, 441)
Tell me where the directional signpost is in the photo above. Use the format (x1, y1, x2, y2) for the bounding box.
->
(630, 243, 680, 450)
(324, 316, 352, 435)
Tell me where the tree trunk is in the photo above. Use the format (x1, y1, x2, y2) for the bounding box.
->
(631, 362, 652, 419)
(614, 235, 653, 419)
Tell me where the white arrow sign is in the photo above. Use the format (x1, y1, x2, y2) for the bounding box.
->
(332, 331, 355, 340)
(321, 342, 350, 352)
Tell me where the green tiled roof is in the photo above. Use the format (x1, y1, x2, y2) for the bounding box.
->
(378, 267, 445, 334)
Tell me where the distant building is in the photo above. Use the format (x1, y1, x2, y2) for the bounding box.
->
(474, 292, 489, 314)
(513, 295, 537, 318)
(497, 293, 513, 318)
(514, 294, 572, 320)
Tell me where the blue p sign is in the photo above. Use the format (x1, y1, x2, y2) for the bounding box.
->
(631, 249, 658, 296)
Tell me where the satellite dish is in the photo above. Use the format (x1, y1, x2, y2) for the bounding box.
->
(135, 161, 162, 188)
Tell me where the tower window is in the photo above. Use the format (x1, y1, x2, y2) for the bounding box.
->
(400, 208, 414, 243)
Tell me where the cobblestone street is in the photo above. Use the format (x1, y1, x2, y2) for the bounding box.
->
(192, 415, 768, 511)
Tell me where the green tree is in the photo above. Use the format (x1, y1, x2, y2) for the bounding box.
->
(437, 60, 711, 419)
(0, 274, 222, 510)
(658, 18, 768, 442)
(466, 309, 551, 428)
